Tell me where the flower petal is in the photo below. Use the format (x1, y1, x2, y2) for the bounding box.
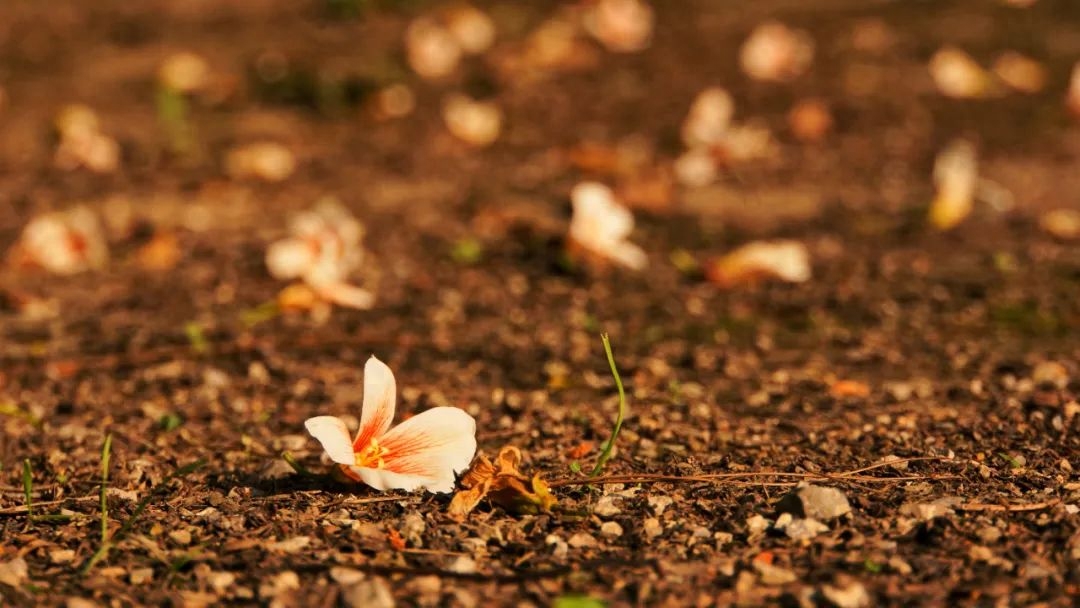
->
(266, 238, 315, 280)
(304, 416, 355, 465)
(366, 407, 477, 493)
(608, 242, 648, 270)
(353, 356, 397, 450)
(316, 282, 375, 310)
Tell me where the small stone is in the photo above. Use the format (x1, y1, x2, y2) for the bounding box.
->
(777, 484, 851, 521)
(887, 557, 912, 575)
(0, 557, 29, 587)
(448, 556, 478, 574)
(600, 521, 624, 539)
(643, 517, 663, 540)
(50, 549, 76, 564)
(780, 517, 829, 542)
(129, 568, 154, 585)
(330, 567, 366, 587)
(169, 529, 192, 546)
(401, 512, 426, 547)
(546, 534, 569, 559)
(568, 532, 597, 548)
(753, 561, 798, 585)
(978, 526, 1003, 544)
(821, 576, 870, 608)
(258, 571, 300, 600)
(594, 495, 622, 518)
(206, 571, 236, 594)
(1032, 361, 1069, 389)
(900, 496, 960, 521)
(66, 599, 97, 608)
(270, 536, 311, 554)
(341, 577, 395, 608)
(647, 495, 674, 516)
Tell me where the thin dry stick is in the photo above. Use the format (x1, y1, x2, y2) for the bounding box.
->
(956, 500, 1061, 512)
(550, 456, 963, 489)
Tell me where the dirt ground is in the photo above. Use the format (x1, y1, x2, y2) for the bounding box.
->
(2, 0, 1079, 606)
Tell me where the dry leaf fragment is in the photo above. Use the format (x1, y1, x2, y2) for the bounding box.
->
(136, 230, 181, 271)
(829, 380, 871, 399)
(387, 528, 406, 552)
(448, 446, 558, 520)
(928, 139, 977, 230)
(53, 104, 120, 173)
(225, 142, 296, 182)
(788, 98, 832, 143)
(706, 240, 811, 288)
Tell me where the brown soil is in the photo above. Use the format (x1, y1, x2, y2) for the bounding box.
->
(2, 0, 1079, 606)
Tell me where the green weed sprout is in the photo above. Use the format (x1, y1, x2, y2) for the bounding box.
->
(590, 334, 627, 477)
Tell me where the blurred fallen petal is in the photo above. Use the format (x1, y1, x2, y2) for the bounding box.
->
(992, 51, 1046, 94)
(405, 17, 462, 80)
(929, 139, 977, 230)
(442, 94, 502, 147)
(1039, 209, 1080, 241)
(583, 0, 654, 53)
(788, 98, 833, 143)
(8, 206, 109, 275)
(568, 182, 647, 270)
(706, 240, 811, 288)
(444, 5, 496, 55)
(225, 142, 296, 182)
(681, 87, 734, 149)
(739, 21, 814, 82)
(53, 104, 121, 173)
(158, 51, 210, 94)
(316, 282, 375, 310)
(929, 47, 993, 99)
(673, 147, 719, 187)
(370, 84, 416, 121)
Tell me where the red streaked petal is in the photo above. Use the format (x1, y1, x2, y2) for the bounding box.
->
(304, 416, 355, 465)
(375, 407, 477, 493)
(353, 356, 396, 450)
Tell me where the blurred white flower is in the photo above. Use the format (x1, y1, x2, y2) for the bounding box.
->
(568, 182, 647, 270)
(929, 47, 992, 99)
(707, 240, 810, 287)
(266, 200, 373, 310)
(583, 0, 654, 53)
(442, 94, 502, 147)
(739, 21, 814, 82)
(9, 207, 108, 275)
(928, 139, 977, 230)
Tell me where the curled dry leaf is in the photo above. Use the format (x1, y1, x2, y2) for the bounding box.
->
(706, 240, 811, 288)
(582, 0, 654, 54)
(991, 52, 1046, 94)
(8, 206, 109, 275)
(448, 446, 558, 520)
(929, 47, 992, 99)
(739, 21, 814, 82)
(225, 142, 296, 182)
(442, 94, 502, 147)
(928, 139, 977, 230)
(158, 51, 210, 93)
(136, 231, 181, 272)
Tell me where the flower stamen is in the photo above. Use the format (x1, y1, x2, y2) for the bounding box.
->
(355, 438, 390, 469)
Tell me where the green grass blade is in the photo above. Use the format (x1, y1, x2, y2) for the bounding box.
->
(22, 459, 33, 521)
(590, 334, 627, 477)
(100, 433, 113, 543)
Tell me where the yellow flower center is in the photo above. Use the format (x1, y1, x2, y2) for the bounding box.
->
(354, 438, 390, 469)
